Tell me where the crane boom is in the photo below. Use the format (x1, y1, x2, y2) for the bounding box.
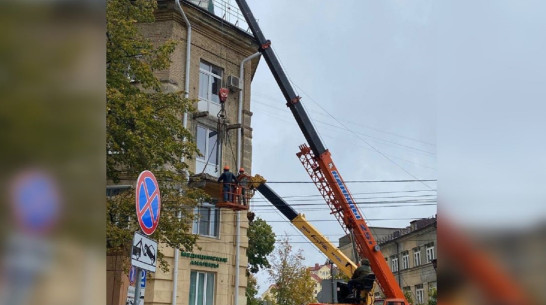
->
(256, 183, 357, 278)
(234, 0, 406, 302)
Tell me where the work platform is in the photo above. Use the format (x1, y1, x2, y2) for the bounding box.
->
(189, 173, 252, 211)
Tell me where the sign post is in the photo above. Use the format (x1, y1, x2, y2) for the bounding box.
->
(126, 269, 146, 305)
(129, 170, 161, 305)
(133, 268, 144, 305)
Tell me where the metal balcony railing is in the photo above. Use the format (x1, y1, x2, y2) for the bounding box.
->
(186, 0, 254, 33)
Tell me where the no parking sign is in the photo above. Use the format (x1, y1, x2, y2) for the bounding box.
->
(10, 169, 60, 234)
(135, 171, 161, 235)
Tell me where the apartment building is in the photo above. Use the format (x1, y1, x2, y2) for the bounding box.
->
(107, 1, 260, 305)
(339, 217, 437, 305)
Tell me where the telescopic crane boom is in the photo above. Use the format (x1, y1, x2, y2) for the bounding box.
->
(234, 0, 407, 303)
(256, 182, 357, 278)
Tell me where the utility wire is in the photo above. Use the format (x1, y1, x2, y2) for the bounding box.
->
(250, 194, 436, 202)
(290, 82, 435, 190)
(272, 189, 437, 198)
(252, 106, 435, 169)
(253, 99, 435, 155)
(252, 95, 435, 147)
(266, 179, 436, 184)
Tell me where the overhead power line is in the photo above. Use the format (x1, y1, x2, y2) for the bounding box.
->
(266, 179, 437, 184)
(276, 189, 437, 199)
(250, 194, 437, 202)
(253, 100, 435, 156)
(252, 96, 435, 147)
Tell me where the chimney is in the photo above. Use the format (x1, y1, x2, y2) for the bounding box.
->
(410, 220, 418, 231)
(315, 263, 319, 270)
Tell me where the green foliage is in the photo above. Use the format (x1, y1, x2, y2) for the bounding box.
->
(268, 237, 317, 305)
(106, 0, 206, 272)
(246, 273, 262, 305)
(107, 0, 199, 183)
(428, 287, 437, 305)
(247, 217, 276, 273)
(404, 290, 414, 305)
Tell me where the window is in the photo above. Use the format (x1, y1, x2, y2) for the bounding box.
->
(391, 257, 398, 272)
(415, 284, 424, 304)
(192, 203, 220, 237)
(414, 249, 421, 267)
(426, 244, 435, 263)
(196, 125, 219, 176)
(402, 252, 409, 270)
(198, 61, 223, 114)
(189, 271, 215, 305)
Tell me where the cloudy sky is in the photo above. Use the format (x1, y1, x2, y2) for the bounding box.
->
(240, 0, 437, 292)
(223, 0, 546, 294)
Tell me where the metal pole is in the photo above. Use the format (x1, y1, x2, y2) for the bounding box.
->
(330, 261, 337, 303)
(134, 268, 144, 305)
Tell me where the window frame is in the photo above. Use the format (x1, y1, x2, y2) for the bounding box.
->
(391, 256, 399, 272)
(189, 270, 216, 305)
(195, 124, 220, 176)
(402, 252, 409, 270)
(414, 249, 421, 267)
(192, 202, 220, 238)
(198, 61, 223, 104)
(415, 285, 424, 304)
(426, 245, 435, 263)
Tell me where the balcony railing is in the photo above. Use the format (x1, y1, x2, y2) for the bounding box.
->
(186, 0, 254, 33)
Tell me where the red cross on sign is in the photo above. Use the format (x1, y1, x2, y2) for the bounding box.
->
(135, 170, 161, 235)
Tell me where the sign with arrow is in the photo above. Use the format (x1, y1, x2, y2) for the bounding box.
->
(131, 232, 157, 272)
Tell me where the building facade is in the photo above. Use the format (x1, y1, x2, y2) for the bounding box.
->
(107, 1, 260, 305)
(308, 263, 335, 298)
(339, 217, 437, 305)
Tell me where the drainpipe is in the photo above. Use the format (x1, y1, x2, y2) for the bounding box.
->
(234, 51, 260, 305)
(173, 1, 192, 305)
(396, 241, 401, 288)
(176, 0, 192, 129)
(237, 52, 260, 170)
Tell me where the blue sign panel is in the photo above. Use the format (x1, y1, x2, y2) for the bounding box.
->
(135, 171, 161, 235)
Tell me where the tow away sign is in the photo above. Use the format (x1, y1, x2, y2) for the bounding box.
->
(131, 232, 157, 272)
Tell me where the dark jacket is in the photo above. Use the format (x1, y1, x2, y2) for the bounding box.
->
(218, 171, 236, 184)
(351, 264, 371, 282)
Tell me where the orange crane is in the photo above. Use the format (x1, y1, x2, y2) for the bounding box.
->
(234, 2, 534, 305)
(234, 1, 407, 303)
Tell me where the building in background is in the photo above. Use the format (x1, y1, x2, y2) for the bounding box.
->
(338, 217, 437, 305)
(107, 1, 260, 305)
(307, 262, 336, 298)
(261, 284, 276, 305)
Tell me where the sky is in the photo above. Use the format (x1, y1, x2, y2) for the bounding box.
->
(228, 0, 546, 295)
(240, 0, 438, 293)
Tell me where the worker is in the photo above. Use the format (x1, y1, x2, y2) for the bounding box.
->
(237, 168, 250, 206)
(348, 259, 372, 303)
(218, 165, 236, 202)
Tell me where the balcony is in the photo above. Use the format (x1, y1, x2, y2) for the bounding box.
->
(186, 0, 253, 33)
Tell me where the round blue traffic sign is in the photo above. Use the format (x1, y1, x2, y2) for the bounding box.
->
(10, 169, 60, 234)
(135, 171, 161, 235)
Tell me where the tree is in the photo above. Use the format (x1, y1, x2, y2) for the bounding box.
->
(247, 217, 276, 273)
(268, 236, 316, 305)
(246, 273, 262, 305)
(106, 0, 206, 272)
(428, 287, 437, 305)
(404, 290, 414, 305)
